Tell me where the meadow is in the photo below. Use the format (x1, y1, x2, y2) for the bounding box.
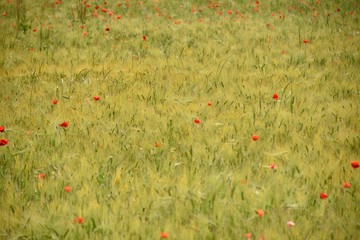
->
(0, 0, 359, 239)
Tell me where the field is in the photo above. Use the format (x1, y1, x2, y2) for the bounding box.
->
(0, 0, 359, 239)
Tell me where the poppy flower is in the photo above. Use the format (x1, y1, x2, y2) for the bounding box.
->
(269, 163, 277, 169)
(287, 221, 295, 227)
(64, 186, 72, 192)
(351, 160, 359, 169)
(0, 138, 8, 146)
(342, 182, 351, 188)
(303, 39, 310, 44)
(154, 142, 161, 147)
(142, 35, 147, 41)
(52, 99, 58, 105)
(272, 93, 279, 100)
(160, 232, 168, 238)
(93, 96, 100, 101)
(0, 126, 5, 132)
(194, 118, 201, 124)
(257, 209, 265, 217)
(37, 173, 46, 179)
(245, 233, 252, 239)
(252, 135, 259, 141)
(59, 121, 69, 128)
(105, 27, 110, 31)
(74, 216, 84, 224)
(207, 102, 212, 106)
(319, 192, 328, 199)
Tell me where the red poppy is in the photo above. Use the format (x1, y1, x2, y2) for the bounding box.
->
(272, 93, 279, 100)
(245, 233, 252, 239)
(105, 27, 110, 31)
(52, 99, 58, 105)
(319, 192, 328, 199)
(228, 10, 233, 15)
(207, 102, 212, 106)
(257, 209, 264, 217)
(342, 182, 351, 188)
(37, 173, 46, 179)
(154, 142, 161, 147)
(194, 118, 201, 124)
(269, 163, 277, 169)
(303, 39, 310, 44)
(0, 138, 8, 146)
(252, 135, 259, 141)
(93, 96, 100, 101)
(74, 216, 84, 224)
(101, 7, 107, 13)
(64, 186, 72, 192)
(351, 160, 359, 169)
(0, 126, 5, 132)
(160, 232, 168, 238)
(59, 121, 69, 128)
(142, 35, 147, 41)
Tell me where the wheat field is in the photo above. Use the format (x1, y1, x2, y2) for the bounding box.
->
(0, 0, 359, 239)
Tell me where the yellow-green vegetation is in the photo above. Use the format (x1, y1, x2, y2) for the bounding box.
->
(0, 0, 359, 239)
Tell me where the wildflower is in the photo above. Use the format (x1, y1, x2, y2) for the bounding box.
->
(351, 160, 359, 169)
(105, 27, 110, 31)
(117, 15, 122, 19)
(82, 32, 87, 37)
(108, 11, 113, 17)
(269, 163, 277, 169)
(74, 216, 84, 224)
(257, 209, 265, 217)
(228, 10, 233, 15)
(252, 135, 259, 141)
(59, 121, 69, 128)
(0, 138, 8, 146)
(37, 173, 46, 179)
(245, 233, 252, 239)
(342, 182, 351, 188)
(287, 221, 295, 227)
(319, 192, 328, 199)
(52, 99, 58, 105)
(93, 96, 100, 101)
(303, 39, 310, 44)
(194, 118, 201, 124)
(154, 142, 161, 147)
(64, 186, 72, 193)
(142, 35, 147, 41)
(272, 93, 279, 100)
(207, 102, 212, 106)
(160, 232, 168, 238)
(0, 126, 5, 132)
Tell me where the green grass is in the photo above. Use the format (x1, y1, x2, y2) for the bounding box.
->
(0, 0, 359, 239)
